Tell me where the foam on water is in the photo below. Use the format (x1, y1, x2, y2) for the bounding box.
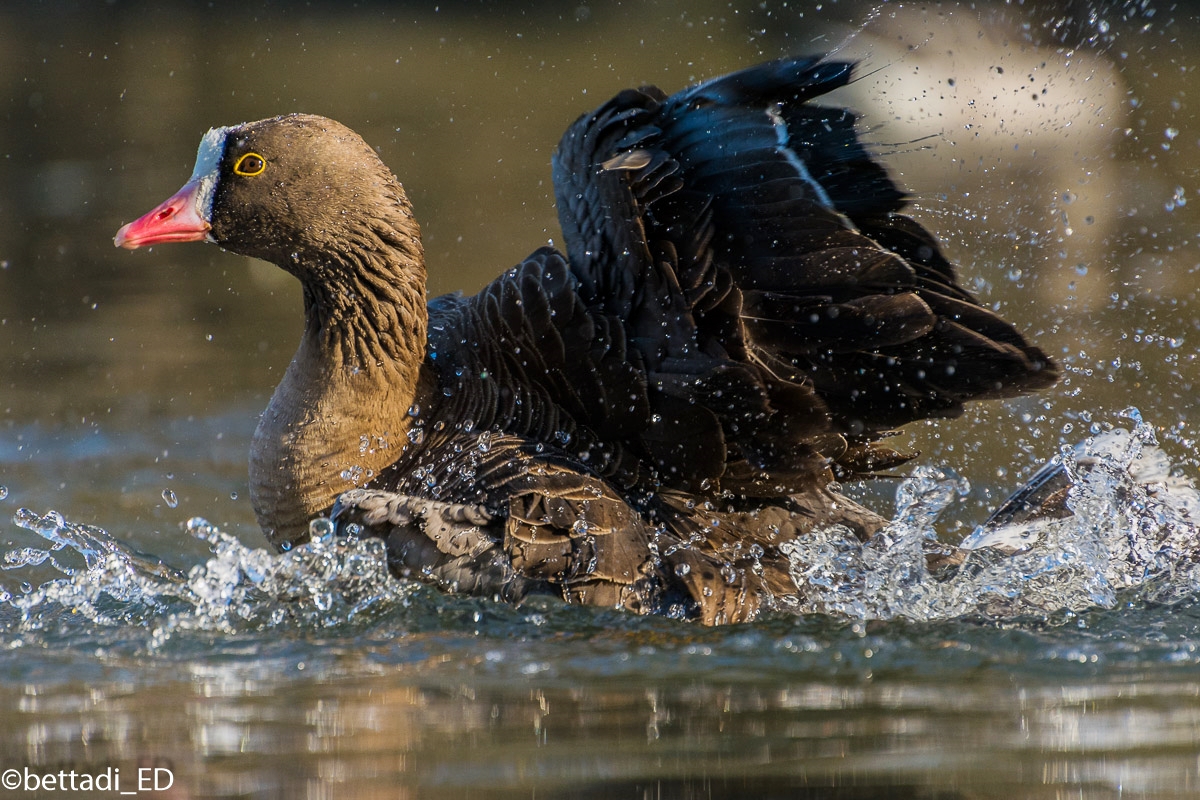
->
(2, 417, 1198, 638)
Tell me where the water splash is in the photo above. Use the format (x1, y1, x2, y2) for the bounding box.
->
(3, 418, 1198, 635)
(2, 512, 412, 645)
(783, 418, 1200, 620)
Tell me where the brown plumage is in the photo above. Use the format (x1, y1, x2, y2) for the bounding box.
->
(115, 57, 1057, 623)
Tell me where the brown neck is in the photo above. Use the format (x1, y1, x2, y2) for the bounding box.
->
(249, 214, 428, 549)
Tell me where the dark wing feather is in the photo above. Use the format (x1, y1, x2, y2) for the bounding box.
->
(552, 56, 1057, 485)
(424, 248, 735, 487)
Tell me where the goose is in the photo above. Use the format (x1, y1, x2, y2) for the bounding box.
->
(115, 56, 1057, 624)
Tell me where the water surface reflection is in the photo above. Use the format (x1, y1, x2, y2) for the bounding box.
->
(5, 645, 1199, 798)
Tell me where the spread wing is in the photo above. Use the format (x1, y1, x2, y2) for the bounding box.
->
(551, 55, 1057, 490)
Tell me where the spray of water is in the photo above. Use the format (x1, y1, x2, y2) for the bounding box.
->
(3, 416, 1197, 636)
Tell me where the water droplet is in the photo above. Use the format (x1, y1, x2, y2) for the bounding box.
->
(674, 563, 691, 577)
(0, 486, 7, 501)
(229, 491, 238, 501)
(309, 517, 335, 541)
(162, 489, 178, 508)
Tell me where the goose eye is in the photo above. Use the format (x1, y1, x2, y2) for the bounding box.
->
(234, 152, 266, 176)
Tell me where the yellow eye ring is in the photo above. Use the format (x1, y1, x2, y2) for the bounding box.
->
(234, 152, 266, 176)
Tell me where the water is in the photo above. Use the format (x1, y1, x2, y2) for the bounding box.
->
(4, 1, 1200, 797)
(3, 420, 1200, 796)
(785, 421, 1200, 621)
(6, 421, 1200, 636)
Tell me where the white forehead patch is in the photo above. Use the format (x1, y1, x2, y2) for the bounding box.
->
(189, 125, 232, 233)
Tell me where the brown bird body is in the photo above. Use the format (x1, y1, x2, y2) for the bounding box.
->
(116, 57, 1057, 623)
